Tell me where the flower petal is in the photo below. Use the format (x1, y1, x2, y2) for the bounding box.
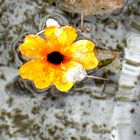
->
(19, 59, 54, 89)
(53, 61, 81, 92)
(44, 26, 57, 40)
(19, 35, 46, 58)
(71, 40, 95, 53)
(57, 26, 78, 45)
(44, 25, 78, 46)
(73, 52, 98, 70)
(70, 40, 98, 69)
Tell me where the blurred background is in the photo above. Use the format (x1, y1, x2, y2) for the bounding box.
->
(0, 0, 140, 140)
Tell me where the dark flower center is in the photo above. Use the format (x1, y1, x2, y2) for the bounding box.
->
(47, 51, 64, 65)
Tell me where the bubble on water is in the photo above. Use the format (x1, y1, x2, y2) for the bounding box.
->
(22, 80, 50, 95)
(10, 33, 30, 68)
(46, 18, 60, 27)
(125, 33, 140, 64)
(96, 13, 110, 20)
(126, 33, 140, 49)
(38, 8, 69, 30)
(77, 22, 96, 39)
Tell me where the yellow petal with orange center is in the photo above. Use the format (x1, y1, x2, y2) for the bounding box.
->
(19, 59, 54, 89)
(44, 26, 57, 39)
(70, 40, 98, 69)
(53, 61, 82, 92)
(44, 25, 77, 47)
(19, 35, 46, 58)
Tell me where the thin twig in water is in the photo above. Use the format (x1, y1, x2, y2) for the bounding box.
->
(81, 12, 84, 32)
(86, 75, 109, 81)
(36, 30, 44, 35)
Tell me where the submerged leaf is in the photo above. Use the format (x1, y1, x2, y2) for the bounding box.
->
(95, 48, 118, 68)
(56, 0, 124, 15)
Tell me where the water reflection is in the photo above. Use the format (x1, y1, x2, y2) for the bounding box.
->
(1, 0, 140, 139)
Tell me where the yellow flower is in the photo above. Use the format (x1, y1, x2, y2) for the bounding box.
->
(19, 25, 98, 92)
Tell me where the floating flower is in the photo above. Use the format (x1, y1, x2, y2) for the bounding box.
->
(19, 24, 98, 92)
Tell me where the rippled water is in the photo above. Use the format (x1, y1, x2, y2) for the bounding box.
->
(0, 0, 140, 140)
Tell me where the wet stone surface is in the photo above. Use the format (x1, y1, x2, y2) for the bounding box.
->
(0, 0, 140, 140)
